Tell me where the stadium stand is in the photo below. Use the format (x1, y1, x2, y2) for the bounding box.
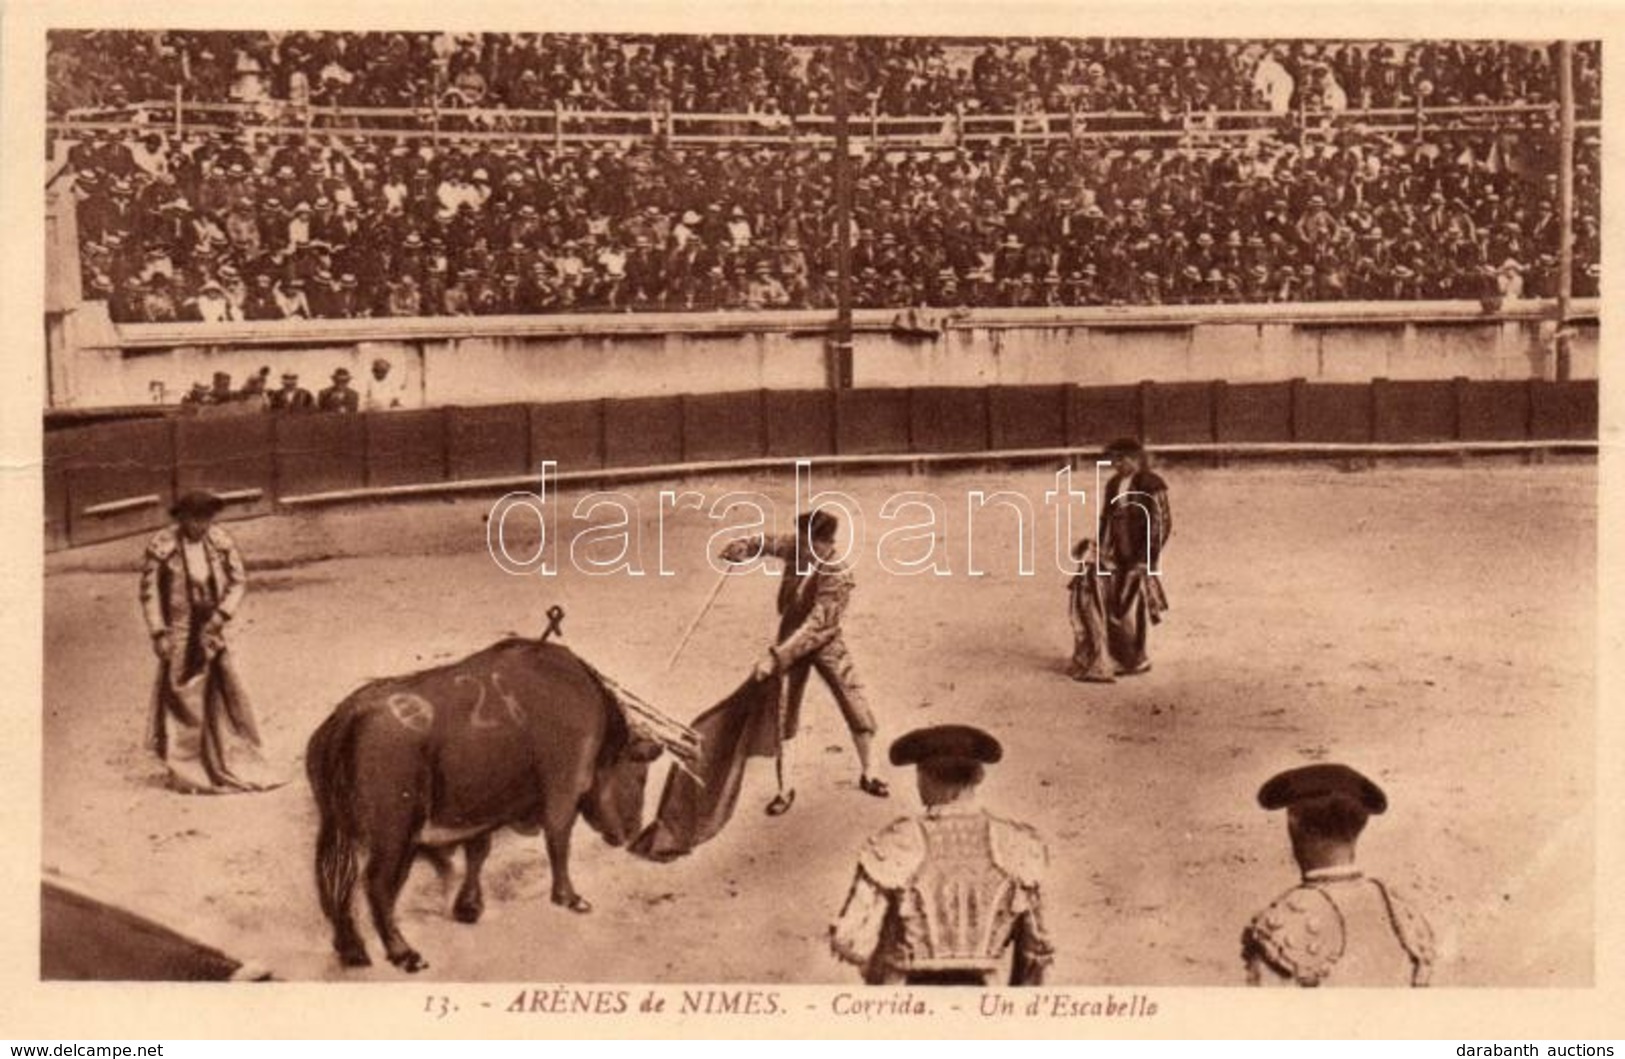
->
(48, 33, 1602, 321)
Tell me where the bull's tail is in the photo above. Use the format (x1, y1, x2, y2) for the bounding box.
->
(306, 707, 363, 933)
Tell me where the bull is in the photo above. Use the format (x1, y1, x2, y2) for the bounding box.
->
(306, 637, 664, 972)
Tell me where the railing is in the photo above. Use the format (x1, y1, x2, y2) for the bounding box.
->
(96, 297, 1601, 351)
(48, 97, 1603, 150)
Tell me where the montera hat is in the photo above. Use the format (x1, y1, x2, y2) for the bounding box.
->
(889, 725, 1004, 768)
(170, 490, 225, 519)
(797, 508, 839, 543)
(1103, 436, 1145, 459)
(1257, 763, 1387, 814)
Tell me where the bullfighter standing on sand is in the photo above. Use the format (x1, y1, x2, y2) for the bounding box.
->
(719, 509, 888, 815)
(140, 490, 283, 794)
(1097, 437, 1172, 675)
(1241, 763, 1436, 987)
(829, 724, 1053, 986)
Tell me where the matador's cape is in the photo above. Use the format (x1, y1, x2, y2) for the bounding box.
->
(628, 675, 783, 861)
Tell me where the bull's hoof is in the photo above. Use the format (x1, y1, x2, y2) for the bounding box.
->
(453, 899, 484, 924)
(553, 893, 593, 914)
(337, 946, 372, 968)
(389, 949, 429, 973)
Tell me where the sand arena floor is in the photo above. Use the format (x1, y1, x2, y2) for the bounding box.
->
(41, 459, 1595, 985)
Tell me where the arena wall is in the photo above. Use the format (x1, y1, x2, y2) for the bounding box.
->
(44, 377, 1599, 551)
(59, 299, 1599, 411)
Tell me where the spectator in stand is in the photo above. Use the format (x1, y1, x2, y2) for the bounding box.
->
(207, 371, 235, 404)
(363, 357, 408, 411)
(268, 371, 315, 411)
(274, 276, 310, 319)
(317, 367, 360, 412)
(193, 278, 237, 322)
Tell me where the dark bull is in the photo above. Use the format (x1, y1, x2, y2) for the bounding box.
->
(305, 638, 662, 972)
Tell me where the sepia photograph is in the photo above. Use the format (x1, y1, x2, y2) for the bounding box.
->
(4, 0, 1622, 1040)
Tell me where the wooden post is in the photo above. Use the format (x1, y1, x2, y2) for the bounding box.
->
(830, 38, 854, 391)
(1555, 40, 1575, 382)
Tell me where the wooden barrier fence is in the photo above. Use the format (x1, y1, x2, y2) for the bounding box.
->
(44, 377, 1599, 551)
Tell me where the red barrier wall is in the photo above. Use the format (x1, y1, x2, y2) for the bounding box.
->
(448, 404, 531, 482)
(1069, 386, 1141, 446)
(910, 387, 990, 454)
(765, 390, 834, 458)
(683, 392, 766, 463)
(1459, 381, 1532, 441)
(1218, 382, 1294, 443)
(63, 420, 174, 546)
(1294, 382, 1373, 443)
(1374, 379, 1458, 442)
(604, 396, 684, 469)
(274, 413, 366, 498)
(44, 379, 1600, 550)
(836, 390, 912, 455)
(530, 400, 605, 472)
(989, 385, 1068, 451)
(1144, 382, 1215, 445)
(366, 409, 447, 488)
(44, 430, 78, 552)
(1530, 380, 1599, 440)
(173, 415, 274, 515)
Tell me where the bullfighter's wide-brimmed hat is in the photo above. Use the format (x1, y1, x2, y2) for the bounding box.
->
(1103, 437, 1145, 459)
(890, 725, 1004, 768)
(170, 490, 225, 519)
(1257, 763, 1387, 815)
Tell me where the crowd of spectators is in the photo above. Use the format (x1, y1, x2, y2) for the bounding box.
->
(175, 359, 401, 413)
(50, 33, 1602, 320)
(49, 32, 1601, 118)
